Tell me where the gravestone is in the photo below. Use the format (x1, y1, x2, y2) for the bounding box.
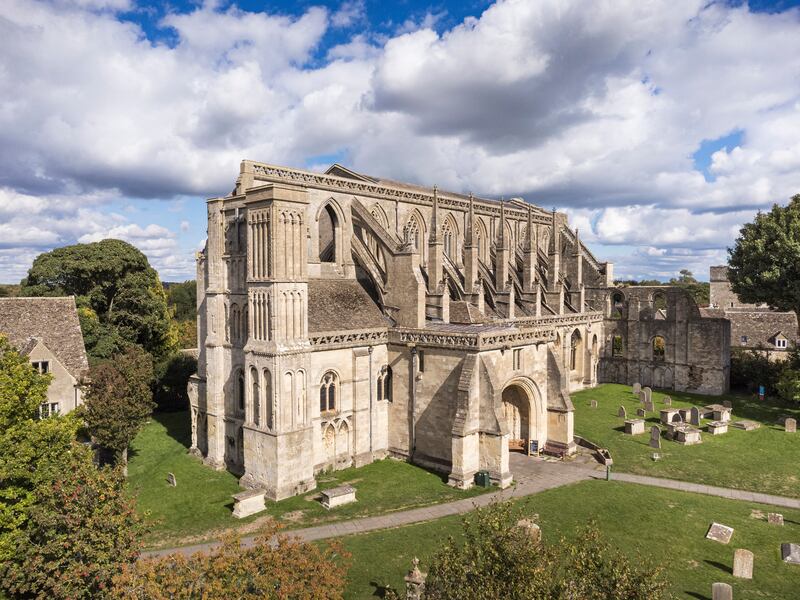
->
(660, 408, 680, 425)
(675, 425, 702, 445)
(649, 426, 661, 449)
(321, 485, 357, 509)
(651, 452, 660, 461)
(690, 406, 701, 426)
(637, 408, 647, 418)
(633, 382, 642, 395)
(768, 512, 784, 526)
(706, 522, 734, 544)
(167, 472, 177, 487)
(590, 400, 598, 408)
(618, 406, 627, 418)
(644, 400, 655, 413)
(663, 396, 672, 406)
(516, 518, 541, 543)
(733, 420, 760, 431)
(712, 582, 733, 600)
(723, 400, 732, 409)
(643, 387, 652, 403)
(707, 421, 728, 435)
(733, 548, 753, 579)
(786, 418, 796, 433)
(625, 418, 645, 435)
(232, 489, 266, 519)
(781, 542, 800, 565)
(639, 390, 646, 403)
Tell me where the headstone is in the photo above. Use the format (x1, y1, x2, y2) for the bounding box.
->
(675, 425, 702, 445)
(712, 582, 733, 600)
(167, 472, 177, 487)
(660, 408, 680, 425)
(590, 399, 598, 408)
(624, 418, 645, 435)
(618, 406, 627, 418)
(232, 489, 266, 518)
(707, 421, 728, 435)
(786, 417, 797, 433)
(404, 557, 427, 600)
(651, 452, 661, 461)
(706, 522, 734, 544)
(649, 426, 661, 449)
(768, 512, 784, 526)
(732, 548, 753, 579)
(516, 518, 541, 543)
(637, 407, 647, 418)
(644, 400, 655, 413)
(643, 387, 652, 403)
(663, 396, 672, 406)
(321, 485, 357, 509)
(723, 400, 732, 409)
(690, 406, 701, 426)
(633, 382, 642, 395)
(638, 390, 646, 403)
(733, 420, 760, 431)
(781, 542, 800, 565)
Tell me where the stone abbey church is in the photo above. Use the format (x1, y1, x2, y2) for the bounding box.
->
(188, 160, 730, 500)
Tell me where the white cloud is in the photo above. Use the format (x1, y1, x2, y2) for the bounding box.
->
(331, 0, 365, 29)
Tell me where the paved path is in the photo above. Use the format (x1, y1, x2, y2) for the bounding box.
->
(143, 454, 800, 559)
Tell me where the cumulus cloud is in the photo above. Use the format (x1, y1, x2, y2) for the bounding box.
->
(1, 0, 799, 282)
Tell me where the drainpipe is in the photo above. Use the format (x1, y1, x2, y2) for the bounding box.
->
(410, 345, 417, 457)
(368, 345, 374, 457)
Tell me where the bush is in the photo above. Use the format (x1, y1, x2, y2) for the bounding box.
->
(777, 369, 800, 404)
(729, 349, 785, 394)
(153, 353, 198, 412)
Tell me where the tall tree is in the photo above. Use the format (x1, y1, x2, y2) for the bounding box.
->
(20, 239, 177, 361)
(728, 194, 800, 327)
(81, 345, 156, 474)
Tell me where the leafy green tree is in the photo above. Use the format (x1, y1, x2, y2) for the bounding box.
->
(0, 336, 51, 431)
(81, 345, 155, 474)
(728, 194, 800, 328)
(166, 280, 197, 322)
(422, 502, 669, 600)
(153, 353, 197, 411)
(777, 369, 800, 403)
(112, 526, 349, 600)
(20, 239, 177, 361)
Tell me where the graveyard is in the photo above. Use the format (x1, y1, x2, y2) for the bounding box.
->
(571, 384, 800, 499)
(127, 411, 490, 549)
(337, 480, 800, 599)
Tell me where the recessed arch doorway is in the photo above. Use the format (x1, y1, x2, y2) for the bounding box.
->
(501, 382, 538, 453)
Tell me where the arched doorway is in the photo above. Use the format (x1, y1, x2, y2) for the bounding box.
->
(502, 384, 533, 452)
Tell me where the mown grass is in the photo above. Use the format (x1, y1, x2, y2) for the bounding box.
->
(338, 479, 800, 599)
(127, 411, 490, 549)
(571, 384, 800, 498)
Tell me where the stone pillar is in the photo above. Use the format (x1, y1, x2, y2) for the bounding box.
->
(464, 193, 479, 298)
(523, 207, 538, 293)
(427, 186, 444, 293)
(404, 557, 426, 600)
(495, 199, 509, 292)
(548, 209, 560, 293)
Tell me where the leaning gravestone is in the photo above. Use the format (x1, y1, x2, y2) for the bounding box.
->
(639, 390, 646, 403)
(637, 408, 647, 418)
(649, 426, 661, 449)
(618, 406, 627, 418)
(706, 522, 734, 544)
(644, 400, 655, 413)
(633, 382, 642, 395)
(712, 582, 733, 600)
(590, 399, 598, 408)
(768, 512, 784, 526)
(663, 396, 672, 406)
(167, 472, 177, 487)
(786, 417, 797, 433)
(690, 406, 701, 426)
(781, 542, 800, 565)
(733, 548, 754, 579)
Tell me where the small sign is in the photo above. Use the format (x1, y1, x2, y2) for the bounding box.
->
(758, 385, 765, 401)
(529, 439, 539, 456)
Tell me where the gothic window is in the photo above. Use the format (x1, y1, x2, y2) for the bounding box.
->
(318, 203, 339, 263)
(610, 292, 624, 319)
(512, 348, 522, 370)
(570, 330, 581, 371)
(612, 335, 624, 357)
(319, 371, 338, 413)
(377, 366, 393, 402)
(263, 369, 273, 429)
(652, 336, 666, 361)
(250, 367, 260, 426)
(237, 370, 245, 414)
(653, 293, 667, 320)
(417, 350, 425, 373)
(404, 215, 421, 251)
(442, 214, 458, 259)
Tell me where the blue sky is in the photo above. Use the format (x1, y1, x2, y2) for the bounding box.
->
(1, 0, 799, 283)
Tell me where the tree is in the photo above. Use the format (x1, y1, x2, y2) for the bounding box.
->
(728, 194, 800, 328)
(20, 239, 177, 361)
(153, 353, 197, 411)
(112, 526, 350, 600)
(81, 345, 155, 473)
(422, 502, 668, 600)
(166, 280, 197, 322)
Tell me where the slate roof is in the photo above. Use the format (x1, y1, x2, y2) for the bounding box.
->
(0, 297, 89, 378)
(725, 309, 798, 349)
(307, 279, 388, 333)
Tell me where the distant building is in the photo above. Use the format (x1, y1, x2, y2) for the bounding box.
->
(707, 266, 798, 358)
(0, 297, 89, 416)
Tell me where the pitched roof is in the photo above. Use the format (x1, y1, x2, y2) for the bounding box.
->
(307, 279, 387, 333)
(0, 297, 89, 378)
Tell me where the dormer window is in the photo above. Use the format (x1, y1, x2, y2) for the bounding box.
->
(32, 361, 49, 374)
(776, 338, 787, 349)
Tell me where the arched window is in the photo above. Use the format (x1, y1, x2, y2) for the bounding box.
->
(653, 292, 667, 320)
(250, 367, 260, 426)
(570, 330, 581, 371)
(263, 369, 273, 429)
(443, 214, 458, 259)
(612, 335, 623, 357)
(377, 366, 392, 402)
(319, 371, 338, 413)
(610, 292, 624, 319)
(318, 203, 338, 263)
(404, 215, 422, 251)
(237, 370, 245, 414)
(653, 336, 666, 361)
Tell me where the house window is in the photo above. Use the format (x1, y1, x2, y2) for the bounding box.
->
(740, 336, 748, 346)
(776, 338, 788, 349)
(417, 350, 425, 373)
(320, 371, 338, 413)
(512, 348, 522, 371)
(32, 361, 50, 374)
(38, 402, 59, 419)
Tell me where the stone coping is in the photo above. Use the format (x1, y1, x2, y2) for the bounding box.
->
(233, 488, 266, 501)
(321, 485, 356, 498)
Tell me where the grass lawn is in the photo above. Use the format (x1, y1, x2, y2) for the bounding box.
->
(338, 479, 800, 599)
(127, 411, 490, 549)
(570, 384, 800, 498)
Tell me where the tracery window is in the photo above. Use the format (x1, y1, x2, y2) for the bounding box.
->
(570, 330, 581, 371)
(237, 370, 245, 413)
(377, 366, 393, 402)
(319, 371, 338, 413)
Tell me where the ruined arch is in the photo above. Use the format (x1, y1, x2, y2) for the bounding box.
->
(653, 291, 668, 320)
(652, 335, 666, 361)
(608, 291, 625, 319)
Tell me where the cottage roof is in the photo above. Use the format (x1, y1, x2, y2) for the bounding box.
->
(307, 279, 388, 333)
(0, 296, 89, 378)
(725, 310, 798, 348)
